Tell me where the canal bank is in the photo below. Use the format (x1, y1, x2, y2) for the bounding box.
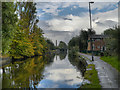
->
(80, 53, 119, 88)
(0, 50, 56, 68)
(78, 53, 101, 88)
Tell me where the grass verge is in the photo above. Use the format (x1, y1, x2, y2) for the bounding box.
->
(100, 56, 120, 72)
(81, 64, 101, 88)
(80, 54, 92, 62)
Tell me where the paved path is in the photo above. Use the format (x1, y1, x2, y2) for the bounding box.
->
(80, 53, 119, 88)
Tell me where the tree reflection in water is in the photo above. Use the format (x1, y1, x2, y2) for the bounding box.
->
(68, 50, 87, 76)
(2, 51, 87, 88)
(2, 54, 55, 88)
(56, 50, 67, 60)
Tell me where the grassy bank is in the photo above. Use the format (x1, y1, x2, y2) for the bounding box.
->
(100, 56, 120, 72)
(81, 64, 101, 88)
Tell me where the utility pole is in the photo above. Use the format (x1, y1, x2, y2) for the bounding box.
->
(56, 40, 57, 46)
(89, 2, 94, 61)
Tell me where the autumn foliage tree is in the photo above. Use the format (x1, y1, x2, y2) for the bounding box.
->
(2, 2, 18, 55)
(2, 2, 51, 59)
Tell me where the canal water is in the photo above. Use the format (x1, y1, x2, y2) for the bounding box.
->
(0, 51, 87, 88)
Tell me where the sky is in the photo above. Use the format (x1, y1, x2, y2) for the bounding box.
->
(36, 2, 118, 45)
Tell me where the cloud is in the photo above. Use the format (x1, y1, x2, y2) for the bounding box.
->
(46, 14, 89, 31)
(95, 20, 117, 27)
(82, 2, 117, 10)
(42, 30, 75, 44)
(36, 2, 62, 16)
(37, 14, 89, 44)
(45, 8, 118, 33)
(36, 2, 118, 18)
(37, 2, 118, 44)
(92, 8, 118, 33)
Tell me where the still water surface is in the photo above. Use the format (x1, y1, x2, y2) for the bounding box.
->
(1, 52, 86, 88)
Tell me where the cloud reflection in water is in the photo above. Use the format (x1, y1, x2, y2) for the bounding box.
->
(36, 55, 83, 88)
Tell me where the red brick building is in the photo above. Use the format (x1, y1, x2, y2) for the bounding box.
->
(87, 35, 107, 52)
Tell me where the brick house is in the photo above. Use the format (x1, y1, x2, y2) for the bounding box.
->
(87, 35, 107, 52)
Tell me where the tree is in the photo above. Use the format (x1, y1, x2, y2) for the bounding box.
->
(30, 19, 47, 55)
(79, 30, 88, 51)
(103, 27, 119, 56)
(79, 29, 95, 52)
(9, 2, 37, 59)
(68, 36, 79, 49)
(2, 2, 58, 59)
(10, 20, 35, 59)
(87, 29, 95, 36)
(2, 2, 18, 55)
(45, 39, 55, 50)
(9, 2, 47, 59)
(58, 41, 67, 51)
(68, 29, 95, 52)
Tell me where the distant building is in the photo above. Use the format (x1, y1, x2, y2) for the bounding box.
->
(87, 35, 107, 52)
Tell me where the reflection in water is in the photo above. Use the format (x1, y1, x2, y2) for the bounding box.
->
(36, 55, 83, 88)
(58, 50, 67, 60)
(2, 55, 54, 88)
(68, 51, 87, 76)
(1, 51, 87, 88)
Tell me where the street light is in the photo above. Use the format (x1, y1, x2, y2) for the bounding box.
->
(89, 1, 94, 61)
(89, 2, 94, 30)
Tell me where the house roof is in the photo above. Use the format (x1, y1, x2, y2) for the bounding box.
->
(89, 35, 108, 39)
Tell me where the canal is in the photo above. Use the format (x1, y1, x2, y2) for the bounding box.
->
(1, 51, 87, 88)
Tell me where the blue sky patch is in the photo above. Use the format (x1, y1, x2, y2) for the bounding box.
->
(37, 2, 118, 21)
(58, 5, 88, 16)
(91, 3, 118, 14)
(38, 13, 54, 20)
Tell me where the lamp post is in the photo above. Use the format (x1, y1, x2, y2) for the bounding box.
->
(89, 2, 94, 61)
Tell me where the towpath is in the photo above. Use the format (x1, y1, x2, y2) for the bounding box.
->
(80, 53, 119, 88)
